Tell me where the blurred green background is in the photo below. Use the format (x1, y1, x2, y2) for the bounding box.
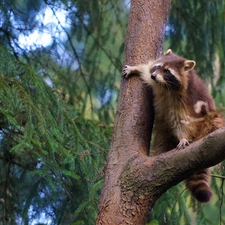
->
(0, 0, 225, 224)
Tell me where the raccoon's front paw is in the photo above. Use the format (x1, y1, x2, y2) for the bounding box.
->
(122, 65, 132, 78)
(177, 138, 192, 149)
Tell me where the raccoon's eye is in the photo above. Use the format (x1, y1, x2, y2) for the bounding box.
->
(164, 69, 171, 75)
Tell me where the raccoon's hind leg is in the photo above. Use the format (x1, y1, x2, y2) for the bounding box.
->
(184, 168, 212, 203)
(151, 127, 178, 155)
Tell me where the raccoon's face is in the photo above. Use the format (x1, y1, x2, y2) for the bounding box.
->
(149, 50, 196, 91)
(150, 64, 182, 90)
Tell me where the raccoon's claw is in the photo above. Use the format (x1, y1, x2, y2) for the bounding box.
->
(177, 138, 192, 149)
(122, 65, 131, 78)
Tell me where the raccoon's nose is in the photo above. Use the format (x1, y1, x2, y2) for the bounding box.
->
(151, 73, 156, 80)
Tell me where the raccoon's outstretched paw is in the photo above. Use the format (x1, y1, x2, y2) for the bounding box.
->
(122, 65, 132, 78)
(177, 138, 192, 149)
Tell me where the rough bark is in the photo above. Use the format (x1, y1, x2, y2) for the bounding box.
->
(96, 1, 171, 224)
(96, 0, 225, 225)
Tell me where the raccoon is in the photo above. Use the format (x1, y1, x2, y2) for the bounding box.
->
(122, 49, 225, 203)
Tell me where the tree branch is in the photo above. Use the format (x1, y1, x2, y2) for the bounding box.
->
(122, 127, 225, 203)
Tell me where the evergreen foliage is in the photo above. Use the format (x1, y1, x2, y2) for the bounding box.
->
(0, 0, 128, 123)
(0, 46, 110, 224)
(0, 0, 225, 224)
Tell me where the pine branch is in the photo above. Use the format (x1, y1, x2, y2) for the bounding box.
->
(212, 174, 225, 179)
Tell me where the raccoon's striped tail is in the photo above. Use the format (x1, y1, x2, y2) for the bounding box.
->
(184, 168, 212, 203)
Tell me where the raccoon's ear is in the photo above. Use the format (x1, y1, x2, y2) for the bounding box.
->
(183, 60, 196, 72)
(164, 49, 173, 55)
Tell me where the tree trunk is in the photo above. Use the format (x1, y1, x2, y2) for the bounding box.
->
(96, 0, 225, 225)
(96, 0, 171, 224)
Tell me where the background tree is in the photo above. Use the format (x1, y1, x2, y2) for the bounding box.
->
(0, 0, 225, 224)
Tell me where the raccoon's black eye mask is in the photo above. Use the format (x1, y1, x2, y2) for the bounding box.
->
(163, 70, 182, 90)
